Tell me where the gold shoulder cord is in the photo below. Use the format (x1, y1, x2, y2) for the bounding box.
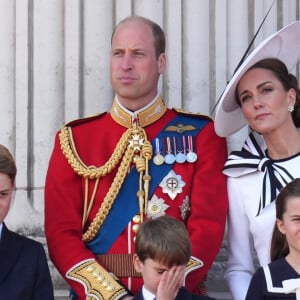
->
(59, 123, 152, 243)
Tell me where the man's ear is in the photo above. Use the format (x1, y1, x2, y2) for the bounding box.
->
(157, 53, 166, 74)
(133, 254, 143, 273)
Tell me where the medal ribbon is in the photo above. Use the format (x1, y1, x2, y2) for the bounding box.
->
(155, 138, 161, 154)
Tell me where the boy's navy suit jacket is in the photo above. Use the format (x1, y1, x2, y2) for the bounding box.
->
(133, 286, 216, 300)
(0, 223, 54, 300)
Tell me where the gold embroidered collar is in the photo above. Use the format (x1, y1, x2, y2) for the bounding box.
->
(110, 96, 167, 128)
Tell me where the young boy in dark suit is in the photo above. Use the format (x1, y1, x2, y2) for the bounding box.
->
(132, 216, 216, 300)
(0, 144, 54, 299)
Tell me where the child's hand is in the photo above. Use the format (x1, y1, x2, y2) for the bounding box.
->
(156, 265, 184, 300)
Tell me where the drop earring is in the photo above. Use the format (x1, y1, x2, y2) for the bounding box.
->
(288, 105, 294, 112)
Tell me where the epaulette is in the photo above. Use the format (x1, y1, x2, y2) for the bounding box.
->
(173, 108, 213, 121)
(64, 112, 107, 128)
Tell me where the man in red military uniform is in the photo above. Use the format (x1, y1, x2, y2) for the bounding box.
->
(45, 16, 228, 300)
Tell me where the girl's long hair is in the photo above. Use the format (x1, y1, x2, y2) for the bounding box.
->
(270, 178, 300, 261)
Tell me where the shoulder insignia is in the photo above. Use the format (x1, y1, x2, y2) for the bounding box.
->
(64, 112, 107, 128)
(165, 124, 196, 133)
(185, 256, 204, 278)
(173, 108, 212, 121)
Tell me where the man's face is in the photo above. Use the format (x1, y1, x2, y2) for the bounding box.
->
(110, 20, 166, 111)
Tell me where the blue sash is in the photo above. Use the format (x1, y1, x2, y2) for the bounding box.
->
(86, 114, 208, 254)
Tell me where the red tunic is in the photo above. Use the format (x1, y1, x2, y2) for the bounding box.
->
(45, 107, 228, 299)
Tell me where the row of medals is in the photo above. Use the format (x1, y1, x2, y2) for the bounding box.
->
(152, 135, 197, 165)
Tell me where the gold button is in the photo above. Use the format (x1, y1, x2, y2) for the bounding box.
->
(107, 285, 115, 292)
(132, 224, 140, 232)
(92, 271, 99, 278)
(102, 280, 109, 287)
(97, 274, 104, 282)
(132, 215, 141, 223)
(86, 265, 95, 272)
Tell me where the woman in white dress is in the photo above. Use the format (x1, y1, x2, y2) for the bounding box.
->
(214, 21, 300, 300)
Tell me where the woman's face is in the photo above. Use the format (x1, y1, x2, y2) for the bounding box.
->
(237, 68, 295, 135)
(0, 172, 14, 223)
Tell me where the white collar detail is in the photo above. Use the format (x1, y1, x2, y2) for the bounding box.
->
(142, 286, 156, 300)
(282, 278, 300, 299)
(263, 264, 300, 298)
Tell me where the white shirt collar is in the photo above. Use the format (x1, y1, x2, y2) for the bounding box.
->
(142, 286, 156, 300)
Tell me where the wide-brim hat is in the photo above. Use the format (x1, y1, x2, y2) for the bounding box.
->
(214, 21, 300, 137)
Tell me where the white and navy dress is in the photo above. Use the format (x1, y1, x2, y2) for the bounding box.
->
(223, 131, 300, 300)
(246, 257, 300, 299)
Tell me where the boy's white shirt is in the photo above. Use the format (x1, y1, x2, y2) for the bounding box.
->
(142, 285, 156, 300)
(0, 223, 3, 239)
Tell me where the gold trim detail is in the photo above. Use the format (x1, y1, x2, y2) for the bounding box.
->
(111, 96, 167, 128)
(59, 122, 152, 243)
(66, 259, 127, 300)
(185, 256, 204, 277)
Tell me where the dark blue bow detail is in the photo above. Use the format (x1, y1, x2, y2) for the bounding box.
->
(224, 132, 294, 215)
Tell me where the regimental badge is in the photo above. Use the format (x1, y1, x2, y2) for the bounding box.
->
(180, 196, 191, 221)
(128, 134, 144, 152)
(147, 195, 170, 219)
(159, 170, 186, 200)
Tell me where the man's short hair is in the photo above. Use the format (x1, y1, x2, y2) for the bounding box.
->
(111, 15, 165, 58)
